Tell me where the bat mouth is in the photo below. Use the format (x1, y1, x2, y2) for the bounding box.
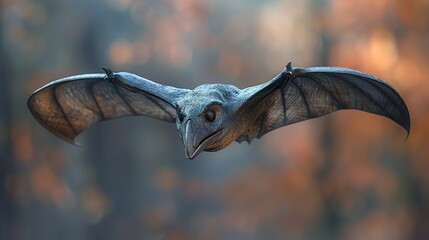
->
(186, 128, 223, 159)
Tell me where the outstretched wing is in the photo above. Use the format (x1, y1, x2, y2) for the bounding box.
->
(236, 63, 410, 142)
(28, 70, 189, 143)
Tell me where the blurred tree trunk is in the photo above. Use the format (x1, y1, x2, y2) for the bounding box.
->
(0, 16, 18, 240)
(80, 15, 149, 239)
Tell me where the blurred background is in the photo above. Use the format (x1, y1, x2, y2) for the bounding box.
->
(1, 0, 428, 239)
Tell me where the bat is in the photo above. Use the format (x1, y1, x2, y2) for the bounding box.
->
(27, 62, 410, 159)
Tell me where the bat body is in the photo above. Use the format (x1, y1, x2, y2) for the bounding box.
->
(28, 63, 410, 159)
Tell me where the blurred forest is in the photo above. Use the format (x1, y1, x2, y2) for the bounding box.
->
(1, 0, 428, 239)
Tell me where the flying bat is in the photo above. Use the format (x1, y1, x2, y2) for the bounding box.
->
(27, 62, 410, 159)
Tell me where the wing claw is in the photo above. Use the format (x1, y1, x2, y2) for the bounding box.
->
(102, 67, 116, 82)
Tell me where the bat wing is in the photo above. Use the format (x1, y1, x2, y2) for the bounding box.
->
(28, 69, 189, 143)
(236, 63, 410, 143)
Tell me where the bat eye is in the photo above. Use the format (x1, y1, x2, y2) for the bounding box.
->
(205, 110, 216, 122)
(176, 108, 185, 122)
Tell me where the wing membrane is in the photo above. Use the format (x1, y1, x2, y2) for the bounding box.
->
(237, 64, 410, 142)
(28, 72, 189, 143)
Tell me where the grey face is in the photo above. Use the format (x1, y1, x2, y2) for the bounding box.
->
(175, 84, 238, 159)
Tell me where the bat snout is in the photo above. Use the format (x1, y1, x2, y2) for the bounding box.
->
(182, 120, 223, 159)
(183, 120, 205, 159)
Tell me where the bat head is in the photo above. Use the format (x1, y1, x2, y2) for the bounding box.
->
(175, 84, 239, 159)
